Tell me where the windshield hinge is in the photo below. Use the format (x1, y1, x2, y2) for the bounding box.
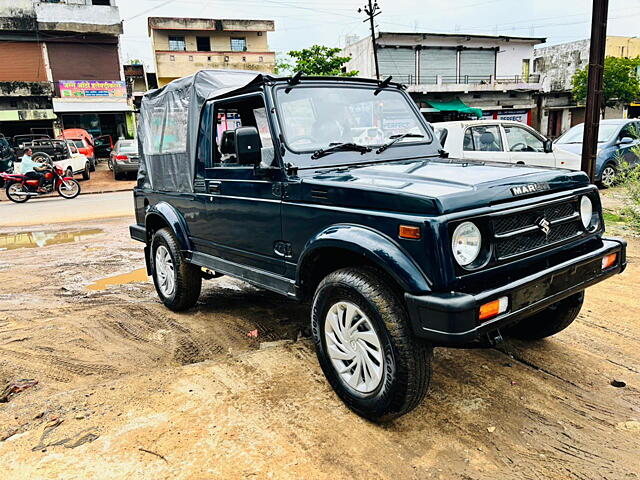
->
(272, 182, 289, 199)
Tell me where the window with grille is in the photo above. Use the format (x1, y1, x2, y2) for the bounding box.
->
(230, 38, 247, 52)
(168, 36, 186, 51)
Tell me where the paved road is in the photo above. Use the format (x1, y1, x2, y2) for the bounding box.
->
(0, 191, 134, 227)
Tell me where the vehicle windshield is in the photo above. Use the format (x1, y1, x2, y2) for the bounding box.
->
(275, 86, 430, 162)
(556, 124, 620, 144)
(72, 139, 85, 148)
(118, 141, 138, 154)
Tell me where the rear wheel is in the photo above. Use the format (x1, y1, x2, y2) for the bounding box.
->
(89, 158, 96, 172)
(505, 292, 584, 340)
(82, 162, 90, 180)
(312, 267, 432, 422)
(5, 182, 29, 203)
(150, 228, 202, 311)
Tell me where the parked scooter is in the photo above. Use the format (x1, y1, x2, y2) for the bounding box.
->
(0, 160, 81, 203)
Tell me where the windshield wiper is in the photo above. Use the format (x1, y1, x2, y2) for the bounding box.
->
(311, 142, 372, 160)
(376, 133, 425, 154)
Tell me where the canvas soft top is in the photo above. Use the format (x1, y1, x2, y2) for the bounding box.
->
(137, 69, 269, 192)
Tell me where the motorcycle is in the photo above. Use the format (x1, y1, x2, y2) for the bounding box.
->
(0, 161, 81, 203)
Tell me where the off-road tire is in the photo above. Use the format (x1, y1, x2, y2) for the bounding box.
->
(505, 291, 584, 340)
(312, 267, 432, 422)
(150, 228, 202, 311)
(82, 163, 90, 180)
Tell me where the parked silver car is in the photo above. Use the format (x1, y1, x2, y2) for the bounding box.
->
(109, 139, 140, 180)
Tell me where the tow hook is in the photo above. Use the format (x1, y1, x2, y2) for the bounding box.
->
(487, 330, 504, 347)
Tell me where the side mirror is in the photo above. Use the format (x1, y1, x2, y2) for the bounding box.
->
(235, 126, 262, 167)
(543, 139, 553, 153)
(619, 136, 634, 145)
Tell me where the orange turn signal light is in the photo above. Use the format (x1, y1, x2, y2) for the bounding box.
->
(399, 225, 421, 240)
(479, 296, 509, 322)
(601, 253, 617, 270)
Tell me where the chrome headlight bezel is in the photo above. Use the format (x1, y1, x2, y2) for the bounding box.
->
(580, 195, 598, 232)
(451, 221, 483, 267)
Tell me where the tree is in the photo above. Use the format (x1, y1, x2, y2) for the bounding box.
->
(572, 56, 640, 117)
(286, 45, 358, 77)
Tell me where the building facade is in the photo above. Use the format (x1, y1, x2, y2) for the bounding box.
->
(533, 36, 640, 138)
(342, 32, 545, 125)
(148, 17, 276, 87)
(0, 0, 134, 140)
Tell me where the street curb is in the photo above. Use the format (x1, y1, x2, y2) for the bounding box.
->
(80, 188, 133, 196)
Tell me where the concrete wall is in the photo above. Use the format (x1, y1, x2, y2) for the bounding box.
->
(35, 3, 122, 35)
(534, 39, 589, 92)
(606, 36, 640, 59)
(152, 29, 270, 53)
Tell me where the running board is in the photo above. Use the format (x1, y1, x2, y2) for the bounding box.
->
(189, 251, 298, 298)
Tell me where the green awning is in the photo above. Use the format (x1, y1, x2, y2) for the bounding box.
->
(426, 98, 483, 118)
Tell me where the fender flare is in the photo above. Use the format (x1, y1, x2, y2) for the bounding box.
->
(145, 201, 192, 251)
(297, 224, 432, 294)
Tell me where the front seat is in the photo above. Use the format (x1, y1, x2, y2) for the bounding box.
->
(479, 131, 500, 151)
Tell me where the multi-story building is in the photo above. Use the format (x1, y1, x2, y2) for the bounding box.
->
(343, 32, 545, 126)
(533, 36, 640, 138)
(0, 0, 134, 140)
(148, 17, 276, 87)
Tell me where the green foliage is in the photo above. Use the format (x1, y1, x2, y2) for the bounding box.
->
(286, 45, 358, 77)
(615, 140, 640, 231)
(572, 57, 640, 114)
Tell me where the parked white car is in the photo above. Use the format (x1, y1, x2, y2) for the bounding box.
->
(15, 139, 91, 180)
(433, 120, 581, 170)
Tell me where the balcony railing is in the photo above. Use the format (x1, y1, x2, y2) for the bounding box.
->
(384, 74, 541, 86)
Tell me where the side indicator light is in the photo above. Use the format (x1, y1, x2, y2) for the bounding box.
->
(479, 296, 509, 322)
(601, 253, 617, 270)
(399, 225, 421, 239)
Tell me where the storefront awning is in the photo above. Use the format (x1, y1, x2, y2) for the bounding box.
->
(0, 109, 56, 121)
(53, 98, 133, 113)
(426, 98, 483, 118)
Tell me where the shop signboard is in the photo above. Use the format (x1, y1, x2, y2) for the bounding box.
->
(59, 80, 127, 98)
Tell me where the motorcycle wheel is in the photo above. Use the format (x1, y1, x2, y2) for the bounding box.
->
(6, 182, 30, 203)
(57, 179, 81, 199)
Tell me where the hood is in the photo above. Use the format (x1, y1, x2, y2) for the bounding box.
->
(299, 158, 590, 215)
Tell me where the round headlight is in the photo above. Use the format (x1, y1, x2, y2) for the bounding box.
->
(452, 222, 482, 267)
(580, 196, 593, 229)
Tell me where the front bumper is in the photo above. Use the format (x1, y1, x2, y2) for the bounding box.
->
(405, 237, 627, 346)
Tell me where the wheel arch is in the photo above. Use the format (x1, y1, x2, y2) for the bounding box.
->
(144, 202, 192, 252)
(297, 224, 432, 300)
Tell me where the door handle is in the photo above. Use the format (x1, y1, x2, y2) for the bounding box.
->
(207, 181, 221, 194)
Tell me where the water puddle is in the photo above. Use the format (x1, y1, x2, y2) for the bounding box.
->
(0, 229, 103, 251)
(86, 268, 148, 291)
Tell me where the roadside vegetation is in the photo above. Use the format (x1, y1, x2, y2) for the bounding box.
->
(605, 141, 640, 233)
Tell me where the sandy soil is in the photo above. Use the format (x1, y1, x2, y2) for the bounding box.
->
(0, 217, 638, 479)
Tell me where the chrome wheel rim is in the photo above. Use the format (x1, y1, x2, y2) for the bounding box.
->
(60, 181, 79, 196)
(324, 301, 384, 394)
(602, 166, 616, 187)
(155, 245, 175, 297)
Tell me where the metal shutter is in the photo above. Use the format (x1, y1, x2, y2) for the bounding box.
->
(419, 48, 457, 84)
(47, 42, 121, 82)
(0, 42, 47, 82)
(378, 47, 416, 84)
(459, 49, 495, 81)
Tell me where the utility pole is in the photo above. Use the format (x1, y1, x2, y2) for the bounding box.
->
(359, 1, 381, 80)
(581, 0, 609, 181)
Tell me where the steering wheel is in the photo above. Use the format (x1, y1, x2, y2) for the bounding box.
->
(510, 142, 527, 152)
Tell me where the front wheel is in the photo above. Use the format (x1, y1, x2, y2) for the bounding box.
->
(5, 182, 30, 203)
(151, 228, 202, 311)
(598, 163, 617, 188)
(312, 267, 432, 422)
(57, 179, 81, 199)
(504, 292, 584, 340)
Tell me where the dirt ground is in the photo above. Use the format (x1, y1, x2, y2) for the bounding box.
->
(0, 215, 638, 479)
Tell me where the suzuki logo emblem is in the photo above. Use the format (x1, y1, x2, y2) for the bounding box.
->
(536, 217, 551, 236)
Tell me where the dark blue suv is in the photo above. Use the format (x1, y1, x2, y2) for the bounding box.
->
(130, 71, 626, 421)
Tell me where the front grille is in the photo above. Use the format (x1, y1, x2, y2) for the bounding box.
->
(492, 199, 584, 260)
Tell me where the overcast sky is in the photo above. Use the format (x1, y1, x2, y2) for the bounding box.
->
(117, 0, 640, 72)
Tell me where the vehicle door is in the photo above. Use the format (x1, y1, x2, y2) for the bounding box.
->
(503, 123, 554, 167)
(197, 93, 284, 275)
(461, 124, 509, 163)
(618, 122, 640, 166)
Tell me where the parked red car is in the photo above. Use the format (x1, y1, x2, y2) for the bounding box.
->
(58, 129, 96, 171)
